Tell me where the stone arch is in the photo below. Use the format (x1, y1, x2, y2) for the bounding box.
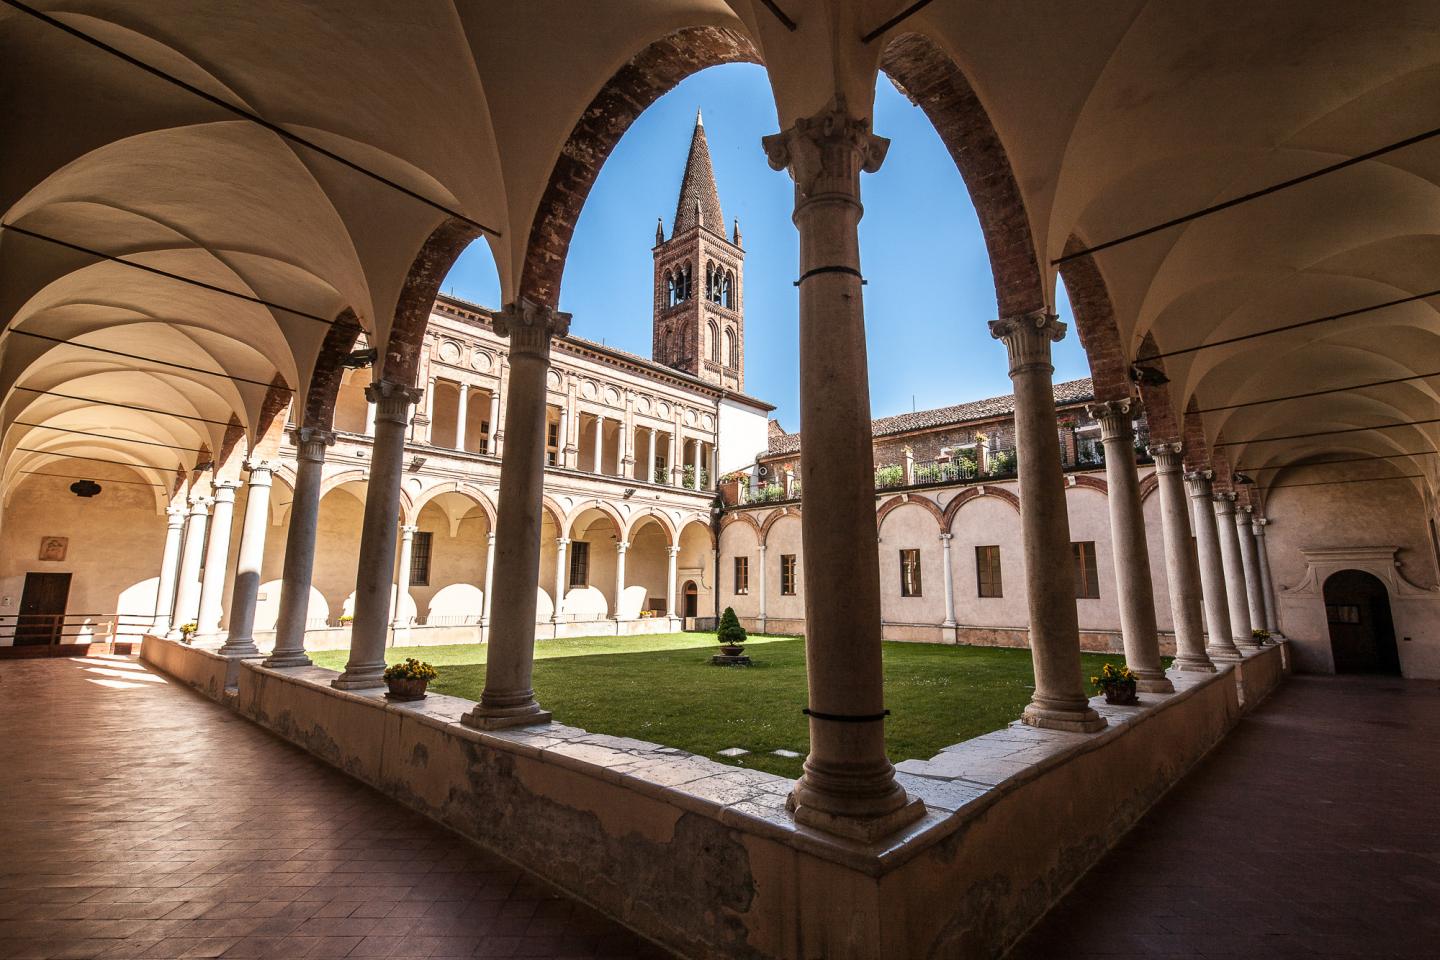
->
(405, 481, 497, 527)
(1070, 474, 1109, 495)
(539, 495, 566, 532)
(678, 515, 716, 550)
(1058, 235, 1133, 403)
(879, 32, 1046, 319)
(940, 486, 1021, 532)
(720, 510, 761, 543)
(624, 507, 677, 546)
(319, 469, 369, 501)
(382, 217, 484, 386)
(759, 506, 798, 545)
(876, 493, 944, 532)
(519, 26, 760, 307)
(1139, 472, 1160, 503)
(565, 498, 625, 539)
(707, 319, 720, 363)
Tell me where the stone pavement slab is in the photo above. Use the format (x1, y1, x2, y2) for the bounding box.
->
(0, 656, 672, 960)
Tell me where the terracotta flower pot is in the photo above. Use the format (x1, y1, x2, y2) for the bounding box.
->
(385, 677, 429, 702)
(1102, 681, 1138, 705)
(720, 644, 745, 657)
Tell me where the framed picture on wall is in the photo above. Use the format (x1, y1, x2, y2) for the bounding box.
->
(38, 536, 68, 562)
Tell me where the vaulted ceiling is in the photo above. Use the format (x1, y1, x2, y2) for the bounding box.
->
(3, 0, 1437, 505)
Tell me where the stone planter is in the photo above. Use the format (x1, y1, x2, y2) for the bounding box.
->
(1101, 681, 1138, 705)
(385, 677, 429, 702)
(720, 644, 745, 657)
(712, 645, 752, 666)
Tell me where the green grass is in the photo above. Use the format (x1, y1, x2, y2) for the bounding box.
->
(313, 633, 1134, 778)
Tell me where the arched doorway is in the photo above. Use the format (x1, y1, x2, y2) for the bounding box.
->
(683, 580, 699, 619)
(1324, 570, 1400, 675)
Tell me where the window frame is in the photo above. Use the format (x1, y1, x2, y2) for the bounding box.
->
(568, 540, 590, 588)
(733, 555, 749, 595)
(1072, 541, 1100, 599)
(780, 553, 797, 596)
(975, 544, 1003, 598)
(899, 548, 923, 597)
(410, 531, 433, 587)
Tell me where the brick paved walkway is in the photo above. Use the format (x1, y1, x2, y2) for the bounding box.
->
(1010, 673, 1440, 959)
(0, 656, 671, 959)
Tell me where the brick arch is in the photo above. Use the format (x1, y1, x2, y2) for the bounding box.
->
(1182, 399, 1213, 473)
(880, 32, 1045, 319)
(876, 493, 944, 532)
(1139, 472, 1160, 503)
(383, 217, 483, 386)
(520, 26, 760, 308)
(1135, 333, 1180, 443)
(759, 506, 798, 545)
(940, 486, 1021, 532)
(1070, 474, 1109, 495)
(303, 309, 365, 431)
(719, 511, 762, 543)
(1058, 235, 1132, 403)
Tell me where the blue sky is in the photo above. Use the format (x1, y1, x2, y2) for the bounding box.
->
(442, 63, 1088, 430)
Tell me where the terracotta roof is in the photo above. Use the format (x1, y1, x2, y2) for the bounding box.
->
(765, 378, 1094, 456)
(671, 110, 724, 236)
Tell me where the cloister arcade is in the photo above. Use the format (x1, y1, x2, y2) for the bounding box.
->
(5, 1, 1440, 957)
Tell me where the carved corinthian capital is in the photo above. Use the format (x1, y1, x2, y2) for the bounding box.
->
(1086, 397, 1142, 443)
(493, 297, 572, 358)
(762, 103, 890, 200)
(365, 380, 424, 425)
(989, 310, 1066, 375)
(1148, 440, 1184, 473)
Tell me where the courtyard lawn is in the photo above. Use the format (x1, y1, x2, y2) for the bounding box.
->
(312, 633, 1135, 778)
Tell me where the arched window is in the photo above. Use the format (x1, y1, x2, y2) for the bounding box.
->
(722, 271, 733, 309)
(708, 320, 720, 363)
(680, 262, 691, 301)
(725, 327, 738, 368)
(665, 272, 675, 308)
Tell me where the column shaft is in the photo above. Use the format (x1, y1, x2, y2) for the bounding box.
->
(1186, 471, 1242, 662)
(1088, 399, 1171, 692)
(394, 524, 416, 631)
(455, 383, 469, 452)
(196, 480, 239, 638)
(940, 533, 957, 628)
(334, 381, 420, 689)
(168, 496, 211, 637)
(482, 533, 496, 622)
(1236, 507, 1267, 638)
(666, 546, 679, 619)
(991, 311, 1106, 732)
(488, 390, 501, 455)
(151, 507, 186, 635)
(461, 299, 570, 728)
(1150, 445, 1213, 672)
(763, 105, 922, 840)
(1213, 494, 1256, 649)
(266, 429, 332, 667)
(756, 543, 767, 631)
(593, 414, 604, 474)
(219, 462, 275, 658)
(1253, 520, 1282, 635)
(553, 538, 569, 622)
(613, 542, 629, 620)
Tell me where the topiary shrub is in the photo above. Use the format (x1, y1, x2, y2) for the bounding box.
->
(717, 606, 747, 648)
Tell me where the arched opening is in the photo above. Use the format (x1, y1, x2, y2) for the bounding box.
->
(682, 580, 699, 619)
(412, 493, 492, 626)
(564, 506, 623, 621)
(1324, 570, 1401, 675)
(626, 516, 674, 619)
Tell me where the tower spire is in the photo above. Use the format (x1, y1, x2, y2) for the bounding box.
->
(673, 110, 723, 236)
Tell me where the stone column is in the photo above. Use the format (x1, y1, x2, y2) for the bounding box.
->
(482, 532, 496, 622)
(1236, 507, 1268, 638)
(1185, 470, 1242, 662)
(939, 532, 957, 628)
(364, 390, 376, 435)
(1253, 518, 1283, 636)
(613, 541, 629, 620)
(488, 389, 501, 455)
(1088, 399, 1171, 692)
(556, 407, 567, 466)
(757, 543, 768, 632)
(168, 495, 211, 637)
(621, 395, 635, 476)
(419, 375, 436, 444)
(691, 439, 702, 490)
(1149, 445, 1213, 672)
(334, 380, 421, 689)
(990, 311, 1106, 733)
(194, 479, 239, 639)
(640, 428, 653, 483)
(1213, 493, 1257, 650)
(454, 383, 469, 453)
(265, 428, 333, 667)
(218, 461, 276, 658)
(763, 104, 923, 840)
(552, 537, 569, 623)
(494, 356, 508, 456)
(669, 430, 680, 485)
(592, 414, 604, 475)
(461, 299, 571, 728)
(666, 545, 680, 619)
(151, 506, 186, 635)
(393, 524, 417, 631)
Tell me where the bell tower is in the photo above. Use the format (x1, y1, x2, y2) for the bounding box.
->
(653, 109, 745, 391)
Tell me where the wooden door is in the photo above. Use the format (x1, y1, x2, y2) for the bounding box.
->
(16, 573, 71, 646)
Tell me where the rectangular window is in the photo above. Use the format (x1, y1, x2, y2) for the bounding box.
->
(546, 420, 559, 466)
(479, 419, 491, 454)
(781, 554, 797, 596)
(1072, 541, 1100, 599)
(899, 549, 923, 597)
(410, 531, 433, 587)
(568, 540, 589, 588)
(734, 556, 749, 595)
(976, 545, 1003, 598)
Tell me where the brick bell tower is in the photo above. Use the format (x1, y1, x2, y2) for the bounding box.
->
(652, 109, 745, 391)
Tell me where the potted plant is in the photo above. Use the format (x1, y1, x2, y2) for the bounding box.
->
(179, 622, 198, 644)
(1252, 628, 1272, 646)
(338, 614, 353, 625)
(1090, 662, 1139, 705)
(717, 607, 747, 656)
(383, 658, 437, 701)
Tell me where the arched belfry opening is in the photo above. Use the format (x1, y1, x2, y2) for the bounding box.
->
(1324, 570, 1401, 675)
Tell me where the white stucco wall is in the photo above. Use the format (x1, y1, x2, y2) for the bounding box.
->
(717, 396, 771, 476)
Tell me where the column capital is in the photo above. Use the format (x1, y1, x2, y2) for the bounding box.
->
(989, 310, 1066, 375)
(399, 524, 418, 536)
(487, 532, 496, 545)
(1086, 396, 1142, 442)
(762, 102, 889, 201)
(1183, 469, 1214, 499)
(187, 495, 213, 512)
(1253, 517, 1270, 533)
(616, 541, 630, 553)
(667, 545, 682, 558)
(1148, 441, 1184, 472)
(293, 427, 336, 461)
(494, 297, 572, 357)
(939, 532, 953, 543)
(210, 478, 241, 502)
(244, 459, 280, 482)
(555, 536, 571, 546)
(165, 505, 187, 523)
(1213, 492, 1238, 515)
(1236, 504, 1254, 518)
(365, 380, 423, 424)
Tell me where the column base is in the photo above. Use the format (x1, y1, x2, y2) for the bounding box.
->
(787, 792, 925, 843)
(1022, 700, 1107, 733)
(218, 637, 261, 659)
(331, 668, 386, 690)
(460, 705, 553, 730)
(1206, 644, 1244, 663)
(263, 652, 313, 669)
(1132, 669, 1174, 694)
(1171, 654, 1217, 673)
